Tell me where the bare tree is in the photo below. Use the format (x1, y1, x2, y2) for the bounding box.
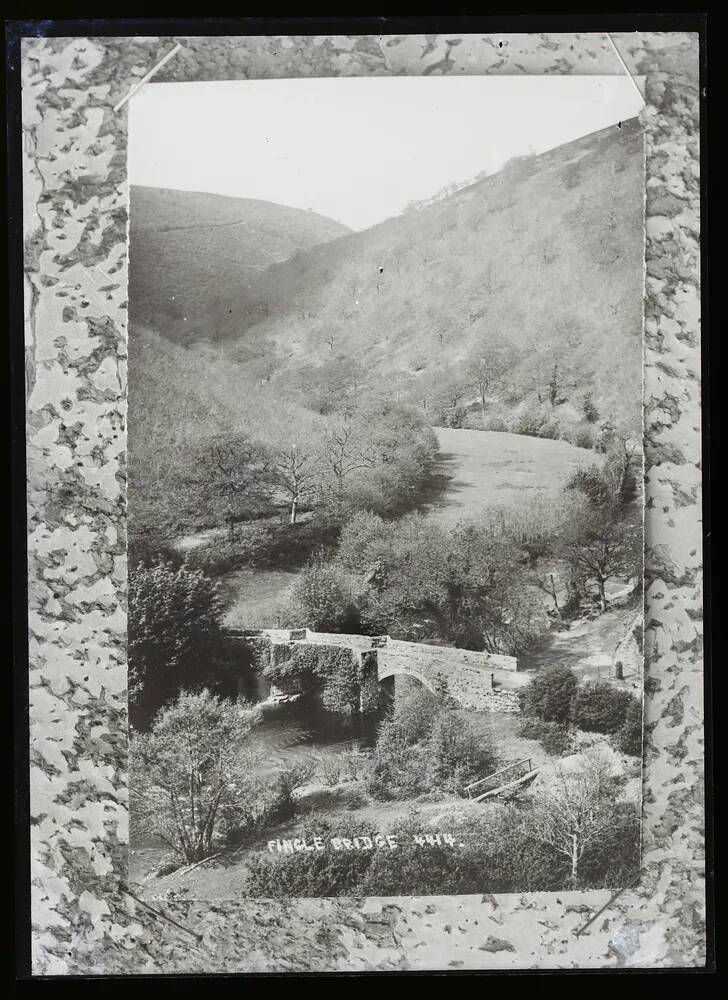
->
(321, 418, 377, 499)
(529, 755, 620, 886)
(537, 573, 563, 619)
(270, 443, 323, 525)
(465, 336, 520, 423)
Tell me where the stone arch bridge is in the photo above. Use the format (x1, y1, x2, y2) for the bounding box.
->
(231, 627, 528, 713)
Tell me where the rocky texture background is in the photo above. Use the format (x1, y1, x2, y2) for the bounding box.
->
(21, 31, 704, 973)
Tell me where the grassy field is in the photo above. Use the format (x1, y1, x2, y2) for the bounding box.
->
(424, 427, 602, 527)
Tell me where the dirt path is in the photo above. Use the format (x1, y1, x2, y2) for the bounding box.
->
(519, 603, 642, 686)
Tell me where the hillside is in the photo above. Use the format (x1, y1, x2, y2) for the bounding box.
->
(128, 187, 351, 343)
(214, 117, 645, 433)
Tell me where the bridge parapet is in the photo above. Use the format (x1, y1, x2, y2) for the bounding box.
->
(230, 628, 524, 713)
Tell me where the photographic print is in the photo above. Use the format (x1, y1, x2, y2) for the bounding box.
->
(126, 74, 647, 901)
(17, 23, 708, 974)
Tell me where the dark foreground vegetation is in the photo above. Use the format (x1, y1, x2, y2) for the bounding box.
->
(131, 684, 640, 896)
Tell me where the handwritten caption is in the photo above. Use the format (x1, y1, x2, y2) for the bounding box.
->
(267, 833, 461, 853)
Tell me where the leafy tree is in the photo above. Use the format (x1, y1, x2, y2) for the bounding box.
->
(562, 509, 641, 612)
(190, 432, 268, 537)
(521, 666, 579, 724)
(548, 363, 565, 406)
(572, 682, 635, 734)
(128, 562, 232, 727)
(130, 690, 263, 862)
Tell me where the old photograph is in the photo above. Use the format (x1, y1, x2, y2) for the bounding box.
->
(126, 75, 646, 900)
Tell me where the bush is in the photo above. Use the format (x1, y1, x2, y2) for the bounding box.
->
(565, 465, 613, 507)
(581, 392, 599, 424)
(512, 407, 544, 437)
(540, 723, 573, 757)
(616, 698, 643, 756)
(578, 801, 640, 888)
(245, 816, 377, 897)
(517, 716, 572, 757)
(572, 425, 595, 450)
(536, 418, 561, 440)
(572, 682, 635, 734)
(319, 757, 342, 787)
(427, 711, 493, 793)
(521, 666, 579, 724)
(393, 683, 442, 743)
(364, 716, 429, 800)
(483, 416, 509, 432)
(286, 552, 359, 633)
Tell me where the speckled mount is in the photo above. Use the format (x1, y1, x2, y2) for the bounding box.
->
(22, 32, 704, 973)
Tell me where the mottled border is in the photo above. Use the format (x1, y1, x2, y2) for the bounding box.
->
(21, 32, 703, 973)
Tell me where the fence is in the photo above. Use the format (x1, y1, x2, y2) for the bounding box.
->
(463, 758, 533, 799)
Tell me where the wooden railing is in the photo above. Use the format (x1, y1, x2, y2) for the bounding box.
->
(463, 758, 533, 799)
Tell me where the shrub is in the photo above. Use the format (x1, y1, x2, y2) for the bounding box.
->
(572, 682, 635, 734)
(572, 426, 595, 450)
(512, 407, 544, 437)
(484, 416, 509, 432)
(581, 392, 599, 424)
(616, 698, 643, 756)
(364, 716, 429, 800)
(540, 723, 573, 757)
(536, 418, 561, 440)
(427, 711, 493, 793)
(393, 683, 442, 743)
(286, 552, 358, 632)
(521, 666, 579, 724)
(517, 716, 572, 757)
(356, 810, 468, 896)
(565, 465, 613, 507)
(578, 801, 640, 888)
(319, 756, 342, 787)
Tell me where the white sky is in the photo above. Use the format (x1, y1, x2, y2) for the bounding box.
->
(129, 76, 644, 231)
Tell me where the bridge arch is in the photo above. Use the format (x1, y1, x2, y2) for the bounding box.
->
(376, 662, 438, 696)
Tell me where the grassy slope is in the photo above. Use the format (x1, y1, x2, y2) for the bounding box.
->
(129, 186, 351, 343)
(424, 427, 604, 527)
(219, 117, 644, 432)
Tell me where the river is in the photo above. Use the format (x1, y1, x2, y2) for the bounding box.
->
(247, 699, 381, 774)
